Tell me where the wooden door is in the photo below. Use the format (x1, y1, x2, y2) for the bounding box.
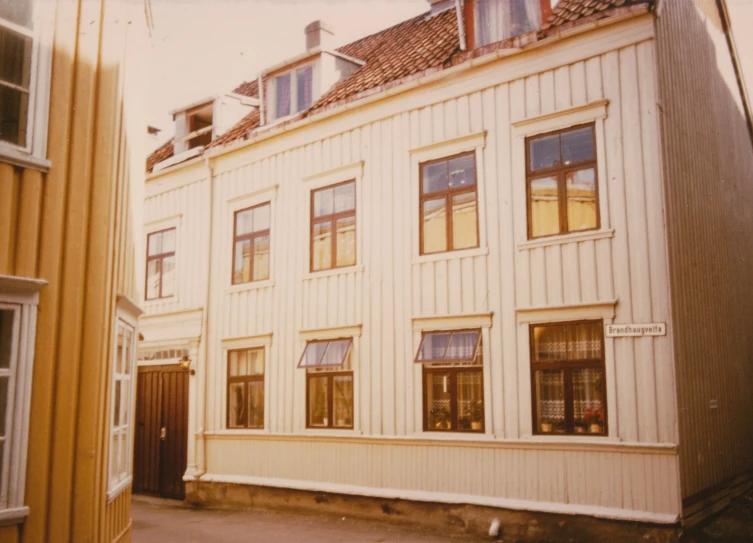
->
(133, 364, 188, 499)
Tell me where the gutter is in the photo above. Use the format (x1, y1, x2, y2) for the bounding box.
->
(150, 7, 650, 178)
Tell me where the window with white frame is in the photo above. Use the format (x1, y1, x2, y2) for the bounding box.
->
(0, 276, 44, 522)
(475, 0, 542, 47)
(0, 0, 52, 161)
(273, 63, 314, 120)
(107, 297, 140, 500)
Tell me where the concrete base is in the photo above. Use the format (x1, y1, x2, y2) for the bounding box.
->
(186, 480, 681, 542)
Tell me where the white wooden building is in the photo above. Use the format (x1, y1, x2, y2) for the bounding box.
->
(139, 0, 753, 534)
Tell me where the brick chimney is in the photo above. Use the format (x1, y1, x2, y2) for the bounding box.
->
(305, 20, 335, 51)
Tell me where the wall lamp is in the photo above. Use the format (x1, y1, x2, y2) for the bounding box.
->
(179, 354, 195, 375)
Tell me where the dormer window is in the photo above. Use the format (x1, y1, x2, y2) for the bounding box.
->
(273, 63, 315, 121)
(186, 103, 213, 149)
(475, 0, 542, 46)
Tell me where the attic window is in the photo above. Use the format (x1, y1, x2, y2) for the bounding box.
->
(186, 103, 213, 149)
(273, 63, 314, 120)
(475, 0, 542, 46)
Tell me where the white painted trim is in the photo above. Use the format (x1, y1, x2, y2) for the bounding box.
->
(116, 294, 144, 323)
(412, 247, 489, 264)
(153, 147, 202, 173)
(409, 130, 486, 159)
(197, 473, 679, 524)
(0, 275, 47, 306)
(221, 333, 273, 350)
(512, 99, 609, 131)
(144, 213, 182, 229)
(517, 229, 615, 251)
(303, 265, 364, 281)
(225, 279, 275, 294)
(0, 506, 29, 526)
(302, 160, 364, 184)
(225, 183, 279, 205)
(515, 300, 619, 323)
(106, 476, 132, 503)
(412, 312, 493, 331)
(299, 324, 362, 341)
(0, 146, 51, 171)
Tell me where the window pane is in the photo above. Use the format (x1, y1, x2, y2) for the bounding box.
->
(253, 235, 270, 281)
(451, 191, 478, 250)
(161, 228, 176, 253)
(0, 309, 12, 369)
(573, 368, 605, 434)
(321, 339, 351, 367)
(119, 431, 128, 478)
(335, 216, 356, 267)
(113, 381, 121, 426)
(248, 381, 264, 428)
(253, 204, 271, 233)
(532, 324, 567, 361)
(0, 0, 33, 28)
(146, 259, 161, 299)
(229, 350, 245, 376)
(248, 349, 264, 375)
(333, 375, 353, 428)
(0, 26, 32, 87)
(426, 372, 452, 430)
(561, 126, 595, 165)
(275, 73, 291, 118)
(567, 322, 603, 360)
(312, 221, 332, 271)
(0, 84, 28, 146)
(334, 182, 355, 213)
(534, 370, 565, 433)
(123, 328, 132, 375)
(147, 232, 162, 256)
(566, 168, 597, 232)
(236, 208, 253, 236)
(296, 65, 313, 112)
(300, 342, 328, 367)
(228, 382, 245, 428)
(422, 161, 448, 194)
(313, 188, 334, 218)
(529, 133, 560, 171)
(308, 376, 328, 427)
(422, 198, 447, 254)
(115, 326, 124, 374)
(161, 256, 175, 297)
(505, 0, 541, 38)
(530, 176, 559, 237)
(417, 332, 451, 361)
(446, 331, 479, 361)
(233, 239, 251, 284)
(120, 380, 129, 427)
(110, 433, 119, 481)
(0, 376, 7, 436)
(457, 371, 483, 431)
(448, 154, 475, 188)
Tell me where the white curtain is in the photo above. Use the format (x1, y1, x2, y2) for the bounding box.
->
(476, 0, 541, 46)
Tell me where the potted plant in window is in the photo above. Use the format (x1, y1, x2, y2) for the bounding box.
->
(584, 407, 604, 433)
(334, 382, 352, 427)
(432, 407, 452, 430)
(540, 421, 553, 433)
(470, 400, 484, 431)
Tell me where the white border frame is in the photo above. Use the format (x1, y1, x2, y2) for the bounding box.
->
(144, 214, 182, 306)
(268, 60, 319, 123)
(224, 184, 279, 293)
(409, 131, 489, 264)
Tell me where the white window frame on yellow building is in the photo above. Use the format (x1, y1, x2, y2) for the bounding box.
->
(0, 0, 54, 172)
(0, 275, 45, 526)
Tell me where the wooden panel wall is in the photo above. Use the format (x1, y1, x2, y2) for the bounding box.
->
(144, 15, 680, 518)
(0, 0, 143, 542)
(654, 0, 753, 501)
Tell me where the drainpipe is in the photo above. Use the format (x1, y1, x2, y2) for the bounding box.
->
(194, 156, 215, 480)
(455, 0, 467, 51)
(258, 74, 265, 126)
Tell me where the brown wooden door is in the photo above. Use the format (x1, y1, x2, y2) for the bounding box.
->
(133, 364, 188, 499)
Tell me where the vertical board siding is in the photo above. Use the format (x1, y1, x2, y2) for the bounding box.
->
(654, 0, 753, 500)
(143, 20, 682, 517)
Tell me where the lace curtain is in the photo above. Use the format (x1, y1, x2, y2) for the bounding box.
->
(476, 0, 541, 47)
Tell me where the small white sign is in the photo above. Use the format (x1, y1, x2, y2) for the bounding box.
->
(605, 323, 666, 338)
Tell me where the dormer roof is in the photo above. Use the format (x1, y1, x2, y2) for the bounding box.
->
(147, 0, 653, 173)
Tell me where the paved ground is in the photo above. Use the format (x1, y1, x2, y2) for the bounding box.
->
(131, 496, 482, 543)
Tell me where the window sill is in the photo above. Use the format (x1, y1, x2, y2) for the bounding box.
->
(304, 265, 363, 280)
(417, 431, 496, 442)
(412, 247, 489, 265)
(106, 476, 132, 503)
(524, 435, 620, 445)
(0, 507, 29, 527)
(143, 296, 178, 308)
(226, 279, 275, 294)
(219, 428, 269, 436)
(517, 229, 614, 251)
(303, 428, 357, 437)
(0, 145, 51, 172)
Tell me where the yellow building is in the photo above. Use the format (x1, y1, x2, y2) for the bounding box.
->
(0, 0, 148, 541)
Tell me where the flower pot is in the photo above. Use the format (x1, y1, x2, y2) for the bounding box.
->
(540, 422, 553, 433)
(575, 426, 585, 433)
(322, 417, 328, 426)
(471, 421, 482, 430)
(589, 423, 602, 433)
(337, 418, 347, 426)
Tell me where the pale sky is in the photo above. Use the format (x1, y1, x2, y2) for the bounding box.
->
(148, 0, 753, 146)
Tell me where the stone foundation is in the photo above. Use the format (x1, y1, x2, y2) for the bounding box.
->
(186, 480, 681, 542)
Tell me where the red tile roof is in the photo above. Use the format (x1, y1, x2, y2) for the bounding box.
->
(147, 0, 652, 172)
(146, 138, 174, 173)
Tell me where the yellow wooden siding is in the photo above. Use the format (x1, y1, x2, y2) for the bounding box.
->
(654, 0, 753, 501)
(0, 0, 142, 541)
